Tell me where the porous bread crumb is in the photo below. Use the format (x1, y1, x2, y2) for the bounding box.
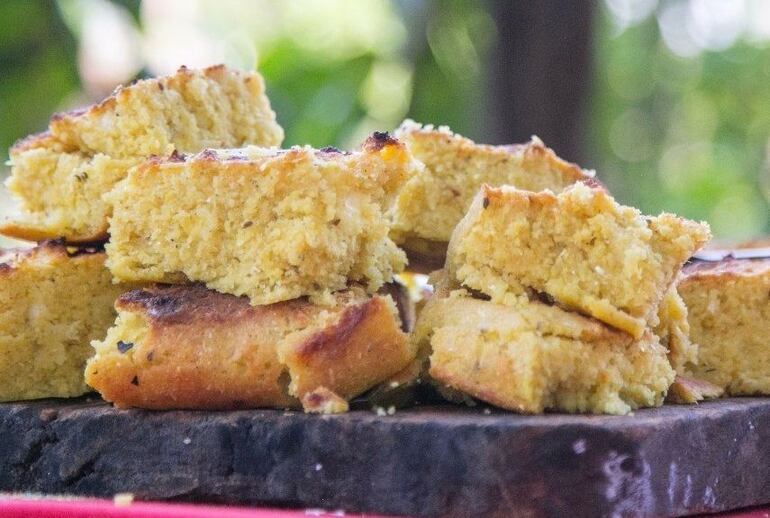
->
(105, 136, 420, 305)
(418, 287, 674, 415)
(447, 183, 711, 337)
(679, 257, 770, 394)
(113, 493, 134, 507)
(0, 241, 129, 401)
(2, 65, 283, 243)
(390, 119, 594, 247)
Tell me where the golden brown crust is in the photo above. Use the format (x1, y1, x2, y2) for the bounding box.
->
(0, 239, 103, 276)
(86, 284, 414, 412)
(0, 220, 109, 245)
(666, 375, 724, 404)
(682, 257, 770, 280)
(279, 294, 414, 402)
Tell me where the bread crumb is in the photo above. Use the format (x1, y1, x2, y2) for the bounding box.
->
(113, 493, 134, 507)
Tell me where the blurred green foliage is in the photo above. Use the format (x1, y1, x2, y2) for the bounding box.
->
(0, 0, 768, 241)
(590, 2, 770, 238)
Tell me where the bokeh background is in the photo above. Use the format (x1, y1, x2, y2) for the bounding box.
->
(1, 0, 769, 245)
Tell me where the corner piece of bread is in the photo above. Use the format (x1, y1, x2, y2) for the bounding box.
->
(679, 256, 770, 395)
(0, 240, 128, 401)
(85, 284, 415, 413)
(447, 183, 711, 338)
(414, 276, 674, 415)
(105, 134, 421, 305)
(2, 65, 284, 243)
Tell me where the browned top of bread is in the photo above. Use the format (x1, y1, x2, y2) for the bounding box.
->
(682, 257, 770, 280)
(0, 239, 102, 275)
(115, 283, 368, 328)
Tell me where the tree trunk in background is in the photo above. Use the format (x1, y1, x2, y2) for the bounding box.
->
(486, 0, 594, 163)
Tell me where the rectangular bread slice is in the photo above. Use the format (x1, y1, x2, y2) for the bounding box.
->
(2, 65, 283, 243)
(679, 257, 770, 395)
(85, 284, 414, 413)
(105, 134, 421, 305)
(416, 286, 674, 415)
(447, 183, 711, 338)
(0, 241, 128, 401)
(390, 120, 595, 268)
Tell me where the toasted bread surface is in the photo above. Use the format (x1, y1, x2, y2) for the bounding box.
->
(86, 284, 414, 412)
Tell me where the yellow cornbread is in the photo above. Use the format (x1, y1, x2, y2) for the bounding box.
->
(86, 284, 414, 413)
(0, 241, 128, 401)
(390, 120, 595, 265)
(105, 134, 421, 305)
(416, 285, 674, 415)
(679, 257, 770, 395)
(2, 65, 283, 243)
(447, 184, 711, 338)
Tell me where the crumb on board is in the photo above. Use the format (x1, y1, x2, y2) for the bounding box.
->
(113, 493, 134, 507)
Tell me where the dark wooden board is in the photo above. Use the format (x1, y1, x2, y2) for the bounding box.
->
(2, 397, 770, 517)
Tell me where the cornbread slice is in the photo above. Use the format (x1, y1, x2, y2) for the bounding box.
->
(679, 257, 770, 395)
(390, 120, 595, 266)
(85, 284, 414, 412)
(415, 286, 674, 415)
(0, 241, 128, 401)
(105, 134, 421, 305)
(2, 65, 283, 243)
(447, 183, 711, 338)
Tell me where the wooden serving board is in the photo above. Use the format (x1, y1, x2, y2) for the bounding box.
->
(2, 397, 770, 517)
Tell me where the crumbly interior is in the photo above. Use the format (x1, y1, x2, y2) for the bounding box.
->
(106, 144, 419, 305)
(655, 285, 698, 374)
(420, 289, 674, 415)
(50, 65, 283, 158)
(2, 66, 283, 242)
(679, 259, 770, 394)
(448, 183, 711, 337)
(5, 147, 136, 240)
(0, 246, 126, 401)
(390, 120, 592, 244)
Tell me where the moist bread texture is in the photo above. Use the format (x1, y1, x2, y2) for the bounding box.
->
(2, 65, 283, 243)
(414, 283, 674, 415)
(447, 183, 711, 338)
(105, 134, 420, 305)
(390, 120, 595, 263)
(679, 257, 770, 394)
(85, 284, 414, 412)
(0, 241, 128, 401)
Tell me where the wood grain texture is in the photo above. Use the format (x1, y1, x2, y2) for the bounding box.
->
(2, 398, 770, 517)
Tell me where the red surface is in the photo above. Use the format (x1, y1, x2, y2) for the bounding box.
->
(0, 498, 389, 518)
(0, 497, 768, 517)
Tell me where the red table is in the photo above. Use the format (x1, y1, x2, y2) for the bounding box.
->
(0, 497, 767, 517)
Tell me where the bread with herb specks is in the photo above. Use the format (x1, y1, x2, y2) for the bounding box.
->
(390, 120, 596, 269)
(105, 133, 421, 305)
(86, 284, 414, 413)
(0, 241, 130, 401)
(2, 65, 283, 243)
(447, 183, 711, 338)
(679, 257, 770, 395)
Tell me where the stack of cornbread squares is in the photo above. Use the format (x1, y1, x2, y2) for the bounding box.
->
(1, 65, 767, 415)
